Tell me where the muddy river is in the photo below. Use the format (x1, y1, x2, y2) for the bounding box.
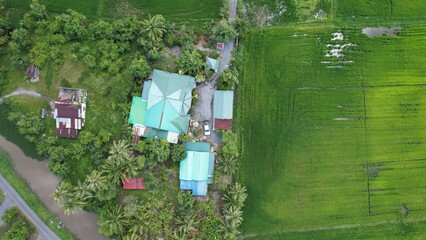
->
(0, 135, 106, 240)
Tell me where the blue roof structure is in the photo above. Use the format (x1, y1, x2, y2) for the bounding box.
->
(179, 142, 214, 196)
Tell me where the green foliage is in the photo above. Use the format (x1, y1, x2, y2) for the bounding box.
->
(141, 14, 166, 41)
(62, 9, 88, 41)
(145, 138, 171, 164)
(217, 68, 239, 90)
(0, 17, 11, 45)
(2, 221, 31, 240)
(219, 131, 238, 158)
(128, 57, 151, 81)
(212, 19, 237, 42)
(177, 190, 195, 219)
(99, 206, 129, 237)
(217, 152, 239, 176)
(7, 111, 45, 143)
(10, 28, 30, 49)
(178, 50, 204, 76)
(89, 20, 113, 40)
(21, 0, 47, 28)
(170, 144, 186, 162)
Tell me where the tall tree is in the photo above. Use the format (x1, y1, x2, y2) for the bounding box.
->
(109, 140, 132, 161)
(223, 182, 247, 209)
(217, 153, 239, 176)
(141, 15, 166, 41)
(99, 206, 129, 237)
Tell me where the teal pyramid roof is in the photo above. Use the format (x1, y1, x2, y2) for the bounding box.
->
(144, 70, 196, 133)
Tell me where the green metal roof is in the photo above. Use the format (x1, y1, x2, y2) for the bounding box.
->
(213, 90, 234, 119)
(144, 69, 195, 133)
(206, 57, 220, 71)
(184, 142, 210, 152)
(180, 151, 210, 181)
(128, 97, 147, 125)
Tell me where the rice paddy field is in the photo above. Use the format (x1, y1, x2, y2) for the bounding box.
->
(239, 22, 426, 239)
(4, 0, 222, 29)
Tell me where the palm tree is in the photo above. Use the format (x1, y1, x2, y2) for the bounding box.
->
(223, 182, 247, 209)
(175, 216, 199, 235)
(85, 170, 107, 191)
(63, 197, 85, 215)
(99, 206, 129, 237)
(218, 153, 239, 176)
(224, 206, 243, 226)
(109, 140, 131, 161)
(122, 232, 142, 240)
(171, 229, 187, 240)
(102, 157, 123, 185)
(141, 15, 166, 41)
(53, 181, 73, 204)
(219, 219, 239, 240)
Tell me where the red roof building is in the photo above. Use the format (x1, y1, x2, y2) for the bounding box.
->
(214, 119, 232, 130)
(122, 177, 145, 190)
(54, 88, 87, 138)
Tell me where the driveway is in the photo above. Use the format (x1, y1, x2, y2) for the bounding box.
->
(0, 174, 60, 240)
(193, 0, 238, 146)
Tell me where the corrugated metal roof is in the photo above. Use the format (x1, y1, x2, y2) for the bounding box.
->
(213, 90, 234, 119)
(141, 81, 152, 101)
(179, 142, 214, 196)
(143, 69, 195, 133)
(128, 97, 147, 125)
(180, 151, 210, 181)
(180, 180, 208, 196)
(206, 57, 220, 71)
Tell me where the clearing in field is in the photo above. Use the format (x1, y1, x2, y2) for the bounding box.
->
(239, 23, 426, 238)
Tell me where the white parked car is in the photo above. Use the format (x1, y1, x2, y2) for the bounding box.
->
(203, 120, 211, 136)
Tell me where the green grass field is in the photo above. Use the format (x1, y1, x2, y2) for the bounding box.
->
(337, 0, 426, 20)
(239, 23, 426, 238)
(4, 0, 222, 29)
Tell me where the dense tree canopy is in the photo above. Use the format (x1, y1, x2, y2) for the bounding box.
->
(212, 19, 238, 42)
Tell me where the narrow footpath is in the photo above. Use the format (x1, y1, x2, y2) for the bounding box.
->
(0, 174, 60, 240)
(0, 135, 106, 240)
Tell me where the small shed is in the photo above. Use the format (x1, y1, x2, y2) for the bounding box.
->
(206, 57, 220, 72)
(213, 90, 234, 130)
(122, 177, 145, 190)
(26, 65, 40, 82)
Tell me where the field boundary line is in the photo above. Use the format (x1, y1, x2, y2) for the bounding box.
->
(240, 217, 426, 239)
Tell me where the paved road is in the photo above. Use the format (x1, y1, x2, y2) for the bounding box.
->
(0, 174, 60, 240)
(193, 0, 238, 146)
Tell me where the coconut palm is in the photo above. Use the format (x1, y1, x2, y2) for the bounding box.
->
(99, 206, 129, 237)
(141, 15, 166, 41)
(53, 181, 73, 203)
(109, 140, 131, 161)
(102, 157, 123, 185)
(223, 182, 247, 209)
(219, 219, 239, 240)
(63, 197, 85, 215)
(175, 216, 199, 235)
(218, 153, 239, 176)
(224, 206, 243, 226)
(85, 170, 107, 191)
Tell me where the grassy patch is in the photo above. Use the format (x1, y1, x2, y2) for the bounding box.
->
(4, 0, 222, 30)
(239, 23, 426, 238)
(337, 0, 426, 20)
(0, 150, 74, 240)
(0, 187, 4, 205)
